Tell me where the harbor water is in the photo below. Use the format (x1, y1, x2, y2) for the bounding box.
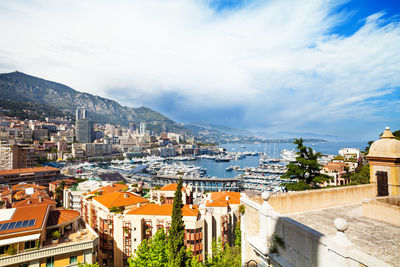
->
(177, 141, 368, 178)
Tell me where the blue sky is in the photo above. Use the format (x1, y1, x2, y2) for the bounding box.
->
(0, 0, 399, 140)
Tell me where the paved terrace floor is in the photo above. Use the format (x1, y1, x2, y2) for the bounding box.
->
(288, 204, 400, 266)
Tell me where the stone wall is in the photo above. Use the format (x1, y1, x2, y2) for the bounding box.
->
(362, 196, 400, 227)
(269, 184, 376, 214)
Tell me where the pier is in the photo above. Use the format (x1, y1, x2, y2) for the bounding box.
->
(143, 175, 242, 191)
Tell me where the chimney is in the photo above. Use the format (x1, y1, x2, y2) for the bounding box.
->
(39, 196, 43, 202)
(137, 203, 141, 208)
(189, 204, 193, 209)
(124, 193, 129, 198)
(225, 196, 230, 201)
(209, 200, 213, 203)
(27, 200, 32, 204)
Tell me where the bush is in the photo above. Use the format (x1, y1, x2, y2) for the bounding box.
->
(51, 230, 61, 240)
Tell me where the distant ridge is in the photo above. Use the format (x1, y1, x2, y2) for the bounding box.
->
(0, 71, 190, 134)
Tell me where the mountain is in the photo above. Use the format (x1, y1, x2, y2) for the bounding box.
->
(185, 121, 251, 136)
(0, 71, 190, 134)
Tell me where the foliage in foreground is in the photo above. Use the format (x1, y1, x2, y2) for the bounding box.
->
(345, 164, 370, 185)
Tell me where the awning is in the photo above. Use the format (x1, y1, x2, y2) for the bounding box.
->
(0, 233, 40, 246)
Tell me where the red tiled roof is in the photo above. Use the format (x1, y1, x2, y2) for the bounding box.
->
(90, 184, 128, 195)
(211, 191, 241, 205)
(0, 204, 49, 235)
(94, 192, 148, 209)
(206, 199, 229, 207)
(46, 209, 80, 227)
(13, 197, 56, 208)
(0, 167, 59, 175)
(159, 183, 186, 191)
(126, 204, 199, 217)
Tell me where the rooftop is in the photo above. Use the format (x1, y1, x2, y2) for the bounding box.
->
(159, 183, 186, 191)
(46, 209, 80, 227)
(0, 204, 49, 235)
(211, 191, 241, 205)
(367, 127, 400, 159)
(288, 203, 400, 266)
(0, 166, 59, 176)
(12, 197, 56, 208)
(93, 191, 148, 209)
(90, 183, 128, 195)
(126, 203, 199, 217)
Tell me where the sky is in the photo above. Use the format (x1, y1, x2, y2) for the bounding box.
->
(0, 0, 399, 140)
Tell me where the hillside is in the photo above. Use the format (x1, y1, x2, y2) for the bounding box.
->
(0, 71, 190, 134)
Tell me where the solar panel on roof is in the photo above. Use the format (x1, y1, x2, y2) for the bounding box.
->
(21, 220, 29, 227)
(15, 221, 22, 228)
(0, 223, 9, 231)
(7, 222, 16, 230)
(27, 219, 35, 227)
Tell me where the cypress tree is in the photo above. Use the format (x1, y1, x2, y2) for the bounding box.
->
(167, 177, 187, 266)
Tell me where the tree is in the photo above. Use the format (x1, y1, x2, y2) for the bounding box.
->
(205, 237, 241, 267)
(167, 177, 188, 266)
(281, 138, 330, 189)
(129, 229, 168, 267)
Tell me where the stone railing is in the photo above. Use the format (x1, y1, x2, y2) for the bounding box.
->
(0, 236, 98, 267)
(269, 184, 376, 214)
(241, 192, 391, 267)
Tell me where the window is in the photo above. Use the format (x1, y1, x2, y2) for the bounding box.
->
(70, 255, 77, 264)
(19, 264, 29, 267)
(46, 257, 54, 267)
(24, 240, 36, 250)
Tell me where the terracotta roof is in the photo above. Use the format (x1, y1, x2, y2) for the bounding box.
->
(159, 183, 186, 191)
(49, 179, 77, 185)
(0, 167, 59, 176)
(46, 209, 80, 227)
(13, 197, 56, 208)
(126, 204, 199, 217)
(12, 183, 47, 191)
(90, 184, 128, 195)
(211, 191, 241, 205)
(0, 204, 49, 235)
(323, 162, 347, 172)
(206, 199, 229, 207)
(94, 192, 148, 209)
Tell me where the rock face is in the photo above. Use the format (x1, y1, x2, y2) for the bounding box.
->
(0, 71, 189, 134)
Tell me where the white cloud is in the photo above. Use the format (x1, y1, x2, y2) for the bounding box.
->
(0, 0, 399, 138)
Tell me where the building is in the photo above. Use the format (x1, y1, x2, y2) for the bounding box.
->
(139, 122, 146, 135)
(338, 148, 360, 160)
(150, 183, 193, 204)
(0, 167, 60, 186)
(129, 123, 136, 133)
(75, 108, 93, 143)
(241, 127, 400, 267)
(81, 143, 112, 157)
(81, 183, 240, 267)
(0, 203, 98, 267)
(321, 161, 350, 186)
(0, 145, 37, 170)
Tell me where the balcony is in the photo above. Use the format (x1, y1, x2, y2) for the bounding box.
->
(0, 223, 98, 267)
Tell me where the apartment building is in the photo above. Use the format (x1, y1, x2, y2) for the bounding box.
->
(0, 145, 37, 170)
(0, 202, 98, 267)
(0, 167, 60, 186)
(81, 188, 149, 267)
(81, 183, 241, 267)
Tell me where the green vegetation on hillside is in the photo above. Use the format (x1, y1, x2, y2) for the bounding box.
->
(0, 98, 72, 121)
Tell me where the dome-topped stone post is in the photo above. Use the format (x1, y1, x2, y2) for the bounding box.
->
(366, 127, 400, 196)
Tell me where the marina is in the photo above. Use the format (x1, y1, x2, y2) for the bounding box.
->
(62, 141, 368, 192)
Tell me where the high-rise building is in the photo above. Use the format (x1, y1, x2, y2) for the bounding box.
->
(75, 108, 93, 143)
(76, 107, 87, 120)
(139, 122, 146, 134)
(129, 122, 137, 133)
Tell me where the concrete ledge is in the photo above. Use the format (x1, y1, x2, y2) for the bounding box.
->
(362, 196, 400, 226)
(269, 184, 376, 214)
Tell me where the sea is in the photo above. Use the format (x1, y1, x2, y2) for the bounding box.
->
(176, 141, 368, 178)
